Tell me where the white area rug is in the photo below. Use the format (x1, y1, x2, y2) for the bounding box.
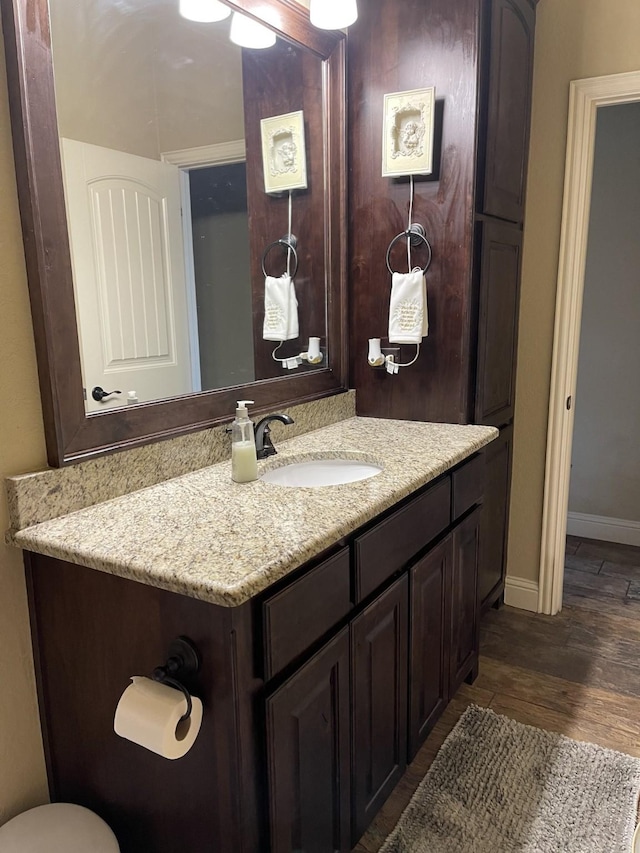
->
(381, 705, 640, 853)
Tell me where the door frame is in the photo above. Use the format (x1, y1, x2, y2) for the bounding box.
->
(538, 70, 640, 616)
(160, 140, 247, 393)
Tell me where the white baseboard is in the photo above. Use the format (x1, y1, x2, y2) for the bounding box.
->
(567, 512, 640, 547)
(504, 577, 539, 612)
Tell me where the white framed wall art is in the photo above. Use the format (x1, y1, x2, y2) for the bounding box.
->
(260, 110, 308, 194)
(382, 87, 436, 178)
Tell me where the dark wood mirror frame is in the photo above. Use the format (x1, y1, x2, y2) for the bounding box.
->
(1, 0, 347, 466)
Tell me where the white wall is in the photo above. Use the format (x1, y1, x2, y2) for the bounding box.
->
(568, 102, 640, 525)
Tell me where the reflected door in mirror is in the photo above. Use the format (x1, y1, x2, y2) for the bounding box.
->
(49, 0, 329, 411)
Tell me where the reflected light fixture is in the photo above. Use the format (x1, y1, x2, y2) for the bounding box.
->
(310, 0, 358, 30)
(229, 12, 277, 48)
(179, 0, 231, 23)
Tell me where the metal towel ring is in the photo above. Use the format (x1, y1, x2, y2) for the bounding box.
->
(261, 238, 299, 278)
(386, 226, 433, 276)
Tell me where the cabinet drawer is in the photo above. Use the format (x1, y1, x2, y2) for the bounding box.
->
(262, 547, 352, 680)
(451, 454, 485, 520)
(354, 477, 451, 602)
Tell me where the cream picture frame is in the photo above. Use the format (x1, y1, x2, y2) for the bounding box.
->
(260, 110, 308, 194)
(382, 87, 436, 178)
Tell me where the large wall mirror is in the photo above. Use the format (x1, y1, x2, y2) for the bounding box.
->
(2, 0, 347, 465)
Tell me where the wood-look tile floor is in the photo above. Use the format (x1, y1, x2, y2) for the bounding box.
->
(353, 536, 640, 852)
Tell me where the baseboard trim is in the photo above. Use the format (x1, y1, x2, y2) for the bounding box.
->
(504, 577, 539, 612)
(567, 512, 640, 547)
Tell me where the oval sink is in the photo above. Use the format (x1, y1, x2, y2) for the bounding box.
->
(261, 458, 383, 488)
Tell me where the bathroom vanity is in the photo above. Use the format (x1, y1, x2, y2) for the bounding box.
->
(11, 417, 496, 853)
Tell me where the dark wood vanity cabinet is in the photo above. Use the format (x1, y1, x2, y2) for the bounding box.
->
(449, 510, 482, 694)
(408, 539, 450, 761)
(266, 629, 351, 853)
(479, 424, 513, 608)
(348, 0, 537, 615)
(352, 576, 408, 843)
(26, 454, 485, 853)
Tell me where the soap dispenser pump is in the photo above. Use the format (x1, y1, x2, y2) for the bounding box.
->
(231, 400, 258, 483)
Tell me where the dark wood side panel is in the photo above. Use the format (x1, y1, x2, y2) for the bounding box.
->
(351, 575, 408, 845)
(474, 219, 522, 427)
(27, 554, 264, 853)
(449, 508, 481, 695)
(480, 0, 536, 223)
(243, 41, 329, 380)
(262, 546, 352, 680)
(354, 477, 451, 602)
(480, 423, 513, 609)
(348, 0, 481, 423)
(408, 537, 451, 760)
(451, 453, 485, 521)
(266, 628, 351, 853)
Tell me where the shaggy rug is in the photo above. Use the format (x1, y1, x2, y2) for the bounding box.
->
(380, 705, 640, 853)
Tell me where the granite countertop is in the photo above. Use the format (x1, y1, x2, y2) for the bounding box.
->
(10, 417, 497, 607)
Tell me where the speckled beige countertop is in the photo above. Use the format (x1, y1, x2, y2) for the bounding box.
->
(10, 418, 497, 607)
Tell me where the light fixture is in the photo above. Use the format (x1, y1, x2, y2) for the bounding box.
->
(229, 12, 277, 49)
(179, 0, 231, 23)
(309, 0, 358, 30)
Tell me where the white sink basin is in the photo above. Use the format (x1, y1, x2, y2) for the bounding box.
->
(261, 458, 383, 488)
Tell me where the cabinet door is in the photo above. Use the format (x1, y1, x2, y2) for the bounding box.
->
(266, 628, 351, 853)
(474, 220, 522, 428)
(408, 537, 451, 761)
(481, 0, 536, 223)
(352, 575, 408, 844)
(449, 509, 481, 695)
(480, 424, 513, 609)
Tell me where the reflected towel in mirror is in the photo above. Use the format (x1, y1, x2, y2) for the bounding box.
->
(263, 274, 299, 341)
(388, 269, 428, 344)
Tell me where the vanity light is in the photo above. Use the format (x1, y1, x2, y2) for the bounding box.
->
(229, 12, 277, 49)
(179, 0, 231, 23)
(309, 0, 358, 30)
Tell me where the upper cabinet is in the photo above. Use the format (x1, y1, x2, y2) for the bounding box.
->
(479, 0, 536, 223)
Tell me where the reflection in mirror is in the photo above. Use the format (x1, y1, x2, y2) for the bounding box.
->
(49, 0, 327, 412)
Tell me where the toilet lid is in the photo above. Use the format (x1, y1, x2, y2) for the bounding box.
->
(0, 803, 120, 853)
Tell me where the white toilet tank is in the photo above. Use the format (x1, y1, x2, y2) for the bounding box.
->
(0, 803, 120, 852)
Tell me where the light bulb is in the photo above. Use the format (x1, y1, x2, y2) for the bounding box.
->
(310, 0, 358, 30)
(229, 12, 276, 49)
(179, 0, 231, 23)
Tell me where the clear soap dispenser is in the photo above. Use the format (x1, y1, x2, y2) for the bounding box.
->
(231, 400, 258, 483)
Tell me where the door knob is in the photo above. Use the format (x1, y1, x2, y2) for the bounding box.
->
(92, 386, 122, 402)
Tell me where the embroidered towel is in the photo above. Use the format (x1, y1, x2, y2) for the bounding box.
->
(263, 274, 299, 341)
(388, 269, 428, 344)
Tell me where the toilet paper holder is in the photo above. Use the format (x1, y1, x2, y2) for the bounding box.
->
(151, 636, 201, 722)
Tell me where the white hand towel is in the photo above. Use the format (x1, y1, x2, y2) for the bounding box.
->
(263, 274, 299, 341)
(388, 269, 428, 344)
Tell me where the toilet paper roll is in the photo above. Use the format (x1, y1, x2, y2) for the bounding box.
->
(114, 676, 203, 760)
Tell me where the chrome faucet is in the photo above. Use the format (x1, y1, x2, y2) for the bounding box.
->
(254, 414, 294, 459)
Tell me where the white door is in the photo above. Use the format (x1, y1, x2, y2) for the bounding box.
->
(61, 138, 197, 412)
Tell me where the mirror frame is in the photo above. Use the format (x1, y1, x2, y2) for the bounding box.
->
(1, 0, 347, 466)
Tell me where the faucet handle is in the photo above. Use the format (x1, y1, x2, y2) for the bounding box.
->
(254, 413, 294, 459)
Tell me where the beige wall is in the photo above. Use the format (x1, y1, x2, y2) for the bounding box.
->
(0, 23, 49, 825)
(508, 0, 640, 584)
